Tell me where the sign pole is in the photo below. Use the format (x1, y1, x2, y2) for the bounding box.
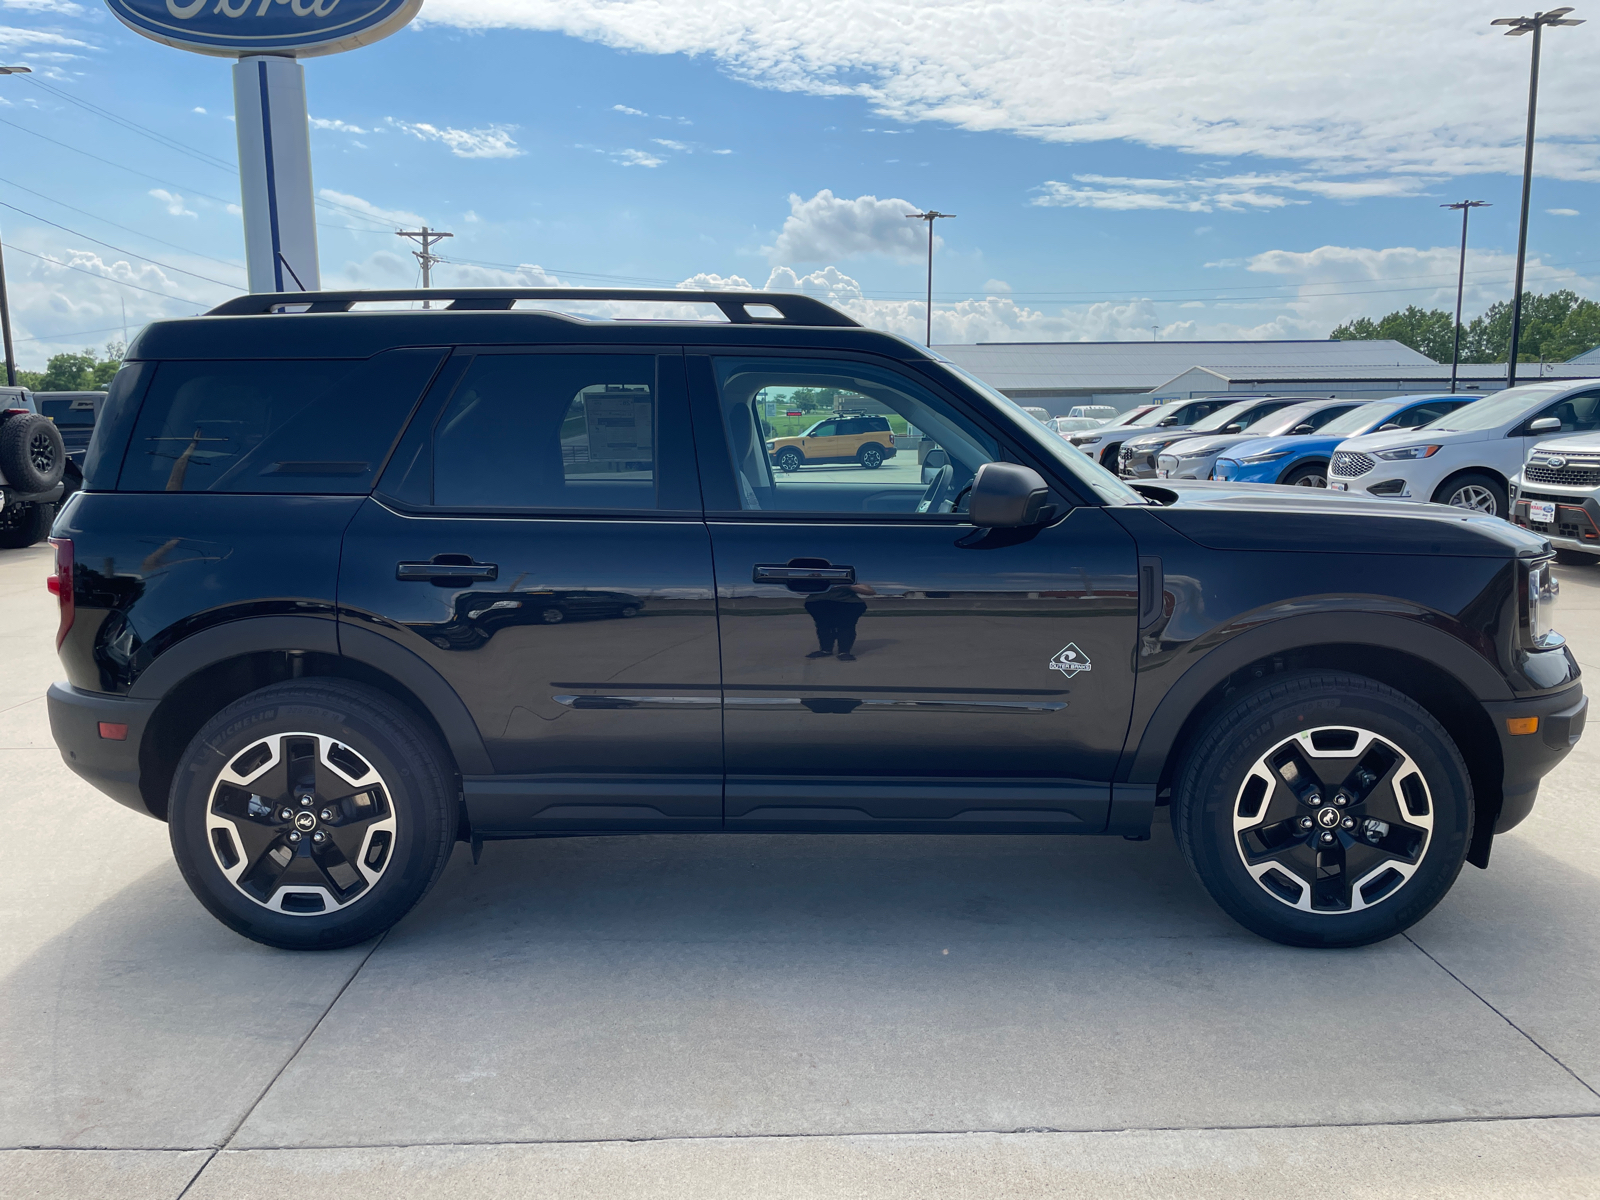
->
(233, 55, 320, 294)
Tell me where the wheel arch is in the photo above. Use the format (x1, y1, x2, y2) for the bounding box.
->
(1275, 455, 1330, 484)
(1431, 464, 1509, 505)
(1130, 617, 1509, 868)
(131, 616, 490, 820)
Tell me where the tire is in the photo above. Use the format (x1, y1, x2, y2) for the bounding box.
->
(1171, 671, 1472, 948)
(540, 607, 565, 624)
(0, 413, 65, 491)
(167, 680, 457, 950)
(1433, 472, 1506, 518)
(1554, 549, 1599, 566)
(776, 447, 803, 473)
(1280, 461, 1329, 488)
(858, 444, 885, 470)
(0, 500, 51, 549)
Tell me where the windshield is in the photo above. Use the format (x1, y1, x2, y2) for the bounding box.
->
(1318, 401, 1398, 436)
(936, 362, 1149, 506)
(1424, 383, 1570, 431)
(1244, 402, 1334, 437)
(1189, 399, 1269, 434)
(1127, 405, 1171, 427)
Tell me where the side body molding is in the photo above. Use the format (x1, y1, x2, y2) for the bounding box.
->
(1123, 610, 1513, 785)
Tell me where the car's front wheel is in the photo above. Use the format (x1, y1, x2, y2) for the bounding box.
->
(1434, 472, 1507, 517)
(1172, 671, 1472, 948)
(167, 680, 457, 950)
(1281, 461, 1328, 488)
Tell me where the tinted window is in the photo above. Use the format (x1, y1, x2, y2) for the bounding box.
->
(119, 351, 442, 493)
(1318, 401, 1396, 436)
(1424, 383, 1573, 431)
(1528, 390, 1600, 435)
(411, 354, 658, 511)
(1395, 400, 1467, 428)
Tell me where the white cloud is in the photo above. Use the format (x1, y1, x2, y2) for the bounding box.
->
(611, 148, 662, 167)
(419, 0, 1600, 183)
(192, 106, 206, 114)
(0, 23, 87, 46)
(317, 188, 425, 228)
(982, 279, 1010, 294)
(770, 189, 931, 265)
(1033, 172, 1431, 214)
(311, 116, 369, 134)
(386, 117, 523, 158)
(1548, 208, 1580, 217)
(712, 148, 733, 155)
(0, 0, 84, 12)
(652, 138, 689, 151)
(148, 189, 196, 219)
(612, 104, 645, 115)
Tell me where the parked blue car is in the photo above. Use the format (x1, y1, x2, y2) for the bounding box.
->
(1210, 394, 1478, 487)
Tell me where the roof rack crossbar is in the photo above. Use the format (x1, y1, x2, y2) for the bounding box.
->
(205, 288, 860, 327)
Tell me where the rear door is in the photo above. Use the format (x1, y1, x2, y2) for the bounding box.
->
(340, 348, 723, 834)
(691, 351, 1138, 833)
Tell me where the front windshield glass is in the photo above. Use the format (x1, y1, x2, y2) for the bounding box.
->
(1128, 405, 1170, 427)
(1318, 401, 1396, 437)
(936, 362, 1149, 506)
(1424, 383, 1569, 431)
(1189, 399, 1265, 434)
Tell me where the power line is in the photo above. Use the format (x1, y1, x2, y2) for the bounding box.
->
(0, 175, 247, 270)
(4, 243, 206, 303)
(0, 200, 241, 288)
(18, 74, 236, 173)
(13, 322, 132, 345)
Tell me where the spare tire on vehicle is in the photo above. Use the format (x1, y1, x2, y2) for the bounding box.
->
(0, 413, 65, 492)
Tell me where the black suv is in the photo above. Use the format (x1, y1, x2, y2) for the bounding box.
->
(44, 288, 1585, 951)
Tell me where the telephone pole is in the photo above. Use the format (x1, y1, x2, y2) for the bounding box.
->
(1441, 200, 1490, 393)
(396, 227, 452, 308)
(905, 210, 955, 346)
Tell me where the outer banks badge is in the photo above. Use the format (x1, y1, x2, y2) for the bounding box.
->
(1049, 643, 1091, 675)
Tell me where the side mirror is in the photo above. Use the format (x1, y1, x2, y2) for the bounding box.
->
(1528, 417, 1562, 434)
(921, 447, 949, 484)
(1293, 424, 1314, 435)
(967, 462, 1050, 528)
(1378, 423, 1400, 431)
(1224, 423, 1244, 434)
(1158, 416, 1180, 426)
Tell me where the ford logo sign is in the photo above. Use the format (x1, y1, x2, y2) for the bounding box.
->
(1548, 456, 1567, 469)
(106, 0, 422, 58)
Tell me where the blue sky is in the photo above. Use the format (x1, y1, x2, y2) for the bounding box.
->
(0, 0, 1595, 367)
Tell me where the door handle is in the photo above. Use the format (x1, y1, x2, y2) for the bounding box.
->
(397, 556, 499, 583)
(752, 564, 855, 583)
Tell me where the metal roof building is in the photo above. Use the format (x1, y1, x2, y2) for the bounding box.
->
(1151, 361, 1598, 402)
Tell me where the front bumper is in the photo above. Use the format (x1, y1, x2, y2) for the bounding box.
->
(1511, 489, 1600, 555)
(1482, 683, 1587, 835)
(1119, 445, 1164, 478)
(1156, 452, 1218, 480)
(47, 681, 159, 819)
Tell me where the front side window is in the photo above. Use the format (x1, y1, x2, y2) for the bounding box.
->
(1528, 390, 1600, 435)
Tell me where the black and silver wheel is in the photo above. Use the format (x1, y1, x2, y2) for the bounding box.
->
(776, 447, 803, 473)
(1173, 671, 1471, 948)
(858, 444, 885, 470)
(1434, 473, 1506, 518)
(168, 680, 456, 950)
(1281, 461, 1328, 488)
(0, 412, 65, 492)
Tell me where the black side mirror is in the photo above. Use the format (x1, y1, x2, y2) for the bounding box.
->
(967, 462, 1050, 528)
(1158, 417, 1179, 426)
(1293, 424, 1314, 435)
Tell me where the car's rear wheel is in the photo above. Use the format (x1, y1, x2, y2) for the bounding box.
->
(776, 447, 803, 473)
(1171, 671, 1471, 948)
(1434, 472, 1506, 517)
(858, 444, 885, 469)
(1281, 461, 1329, 488)
(167, 680, 456, 950)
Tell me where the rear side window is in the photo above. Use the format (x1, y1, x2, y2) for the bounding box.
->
(118, 350, 443, 493)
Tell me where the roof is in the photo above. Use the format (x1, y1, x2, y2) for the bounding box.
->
(1154, 363, 1600, 387)
(932, 339, 1433, 392)
(1569, 344, 1600, 364)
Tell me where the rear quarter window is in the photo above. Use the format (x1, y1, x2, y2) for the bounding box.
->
(117, 349, 444, 493)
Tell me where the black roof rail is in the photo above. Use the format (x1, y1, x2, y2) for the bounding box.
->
(204, 288, 861, 327)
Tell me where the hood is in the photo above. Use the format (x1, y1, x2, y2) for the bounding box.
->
(1215, 434, 1340, 463)
(1338, 426, 1491, 452)
(1531, 433, 1600, 456)
(1122, 425, 1199, 450)
(1163, 432, 1270, 458)
(1131, 478, 1547, 558)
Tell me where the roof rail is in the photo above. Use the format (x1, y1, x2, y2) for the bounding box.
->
(204, 288, 860, 327)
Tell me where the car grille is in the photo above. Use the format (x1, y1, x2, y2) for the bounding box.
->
(1515, 490, 1600, 544)
(1331, 451, 1374, 478)
(1524, 462, 1600, 487)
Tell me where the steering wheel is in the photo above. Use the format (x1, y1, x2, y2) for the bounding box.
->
(916, 464, 954, 513)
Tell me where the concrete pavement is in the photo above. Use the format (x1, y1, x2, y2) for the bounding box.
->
(2, 538, 1598, 1197)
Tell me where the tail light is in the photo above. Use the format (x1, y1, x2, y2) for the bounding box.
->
(47, 536, 73, 649)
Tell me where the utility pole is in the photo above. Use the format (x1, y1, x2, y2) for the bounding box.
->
(1441, 200, 1490, 393)
(396, 227, 453, 308)
(1491, 7, 1584, 387)
(905, 210, 955, 346)
(0, 64, 30, 388)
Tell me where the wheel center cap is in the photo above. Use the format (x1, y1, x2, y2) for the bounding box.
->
(294, 811, 318, 832)
(1315, 806, 1342, 829)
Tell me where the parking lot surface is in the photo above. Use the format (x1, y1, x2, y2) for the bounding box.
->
(3, 538, 1598, 1198)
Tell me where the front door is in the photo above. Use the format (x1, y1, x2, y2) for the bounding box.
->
(341, 349, 722, 833)
(691, 352, 1138, 832)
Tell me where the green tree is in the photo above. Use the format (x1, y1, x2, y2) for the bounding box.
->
(1331, 306, 1455, 362)
(15, 341, 125, 393)
(1335, 291, 1600, 365)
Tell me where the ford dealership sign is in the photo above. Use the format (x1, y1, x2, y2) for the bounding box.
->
(106, 0, 422, 58)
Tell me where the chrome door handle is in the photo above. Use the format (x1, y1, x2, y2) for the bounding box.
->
(752, 564, 855, 583)
(397, 557, 499, 582)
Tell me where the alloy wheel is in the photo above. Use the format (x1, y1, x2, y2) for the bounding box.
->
(1232, 725, 1434, 913)
(206, 733, 397, 915)
(1293, 472, 1327, 488)
(1447, 484, 1497, 514)
(29, 428, 57, 474)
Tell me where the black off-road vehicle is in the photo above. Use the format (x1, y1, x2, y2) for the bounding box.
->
(0, 387, 67, 548)
(44, 288, 1584, 950)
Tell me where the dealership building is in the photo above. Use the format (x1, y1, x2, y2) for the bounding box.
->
(937, 339, 1600, 415)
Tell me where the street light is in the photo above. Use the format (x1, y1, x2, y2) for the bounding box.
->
(1490, 7, 1584, 387)
(0, 64, 29, 388)
(905, 210, 954, 346)
(1441, 200, 1490, 393)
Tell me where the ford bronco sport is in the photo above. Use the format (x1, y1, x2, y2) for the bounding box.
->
(44, 288, 1584, 951)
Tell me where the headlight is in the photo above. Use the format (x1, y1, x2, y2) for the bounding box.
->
(1241, 450, 1291, 464)
(1175, 447, 1214, 459)
(765, 441, 775, 451)
(1076, 436, 1102, 445)
(1528, 558, 1561, 648)
(1372, 444, 1441, 461)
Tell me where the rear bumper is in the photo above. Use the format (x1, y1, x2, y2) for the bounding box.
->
(47, 681, 160, 819)
(1483, 683, 1586, 834)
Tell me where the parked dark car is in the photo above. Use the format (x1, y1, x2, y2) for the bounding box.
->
(45, 287, 1584, 953)
(0, 386, 67, 548)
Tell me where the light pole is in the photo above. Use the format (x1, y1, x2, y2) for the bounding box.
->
(1490, 7, 1584, 387)
(905, 210, 954, 346)
(0, 64, 30, 388)
(1441, 200, 1490, 393)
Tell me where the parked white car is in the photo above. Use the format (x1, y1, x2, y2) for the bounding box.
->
(1067, 404, 1117, 421)
(1510, 434, 1600, 563)
(1328, 379, 1600, 517)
